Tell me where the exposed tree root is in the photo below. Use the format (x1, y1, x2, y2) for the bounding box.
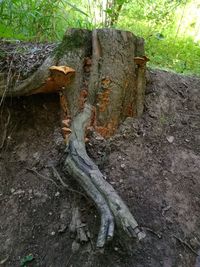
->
(63, 104, 145, 247)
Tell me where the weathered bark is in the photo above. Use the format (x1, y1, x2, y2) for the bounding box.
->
(0, 28, 147, 248)
(0, 28, 146, 128)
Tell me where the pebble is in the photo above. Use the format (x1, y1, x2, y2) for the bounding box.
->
(13, 189, 25, 195)
(166, 136, 174, 143)
(55, 191, 60, 197)
(190, 237, 200, 247)
(33, 152, 40, 161)
(95, 135, 104, 141)
(72, 240, 80, 253)
(120, 163, 126, 169)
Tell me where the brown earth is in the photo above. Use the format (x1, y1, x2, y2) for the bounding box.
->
(0, 69, 200, 267)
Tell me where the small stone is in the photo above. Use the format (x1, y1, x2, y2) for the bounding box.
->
(118, 155, 122, 160)
(10, 188, 15, 193)
(55, 191, 60, 197)
(114, 247, 119, 251)
(72, 240, 80, 253)
(166, 136, 174, 143)
(95, 135, 104, 141)
(185, 139, 190, 142)
(120, 163, 126, 169)
(119, 179, 123, 183)
(190, 237, 200, 247)
(13, 189, 25, 195)
(33, 152, 40, 161)
(50, 231, 56, 236)
(49, 212, 53, 216)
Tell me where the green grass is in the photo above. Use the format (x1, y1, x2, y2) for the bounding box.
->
(0, 0, 199, 76)
(117, 0, 200, 76)
(146, 35, 200, 76)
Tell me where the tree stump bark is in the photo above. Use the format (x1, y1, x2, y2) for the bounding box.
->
(0, 28, 148, 248)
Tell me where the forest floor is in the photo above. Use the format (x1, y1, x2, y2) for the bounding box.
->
(0, 69, 200, 267)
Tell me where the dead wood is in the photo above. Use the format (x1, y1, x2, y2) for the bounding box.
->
(69, 206, 89, 243)
(64, 103, 145, 247)
(1, 28, 148, 248)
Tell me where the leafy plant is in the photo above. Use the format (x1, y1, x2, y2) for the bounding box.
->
(20, 254, 34, 267)
(0, 0, 199, 76)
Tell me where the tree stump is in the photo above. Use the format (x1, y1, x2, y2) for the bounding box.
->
(0, 28, 148, 248)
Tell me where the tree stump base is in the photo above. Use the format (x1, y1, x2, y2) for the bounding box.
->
(0, 28, 147, 248)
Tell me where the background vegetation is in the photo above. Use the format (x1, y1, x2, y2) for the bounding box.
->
(0, 0, 199, 76)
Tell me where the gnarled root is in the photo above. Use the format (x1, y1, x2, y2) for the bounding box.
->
(63, 104, 145, 248)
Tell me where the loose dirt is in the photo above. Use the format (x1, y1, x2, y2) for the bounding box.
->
(0, 69, 200, 267)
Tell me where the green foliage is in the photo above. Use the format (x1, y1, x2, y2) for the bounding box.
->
(0, 0, 92, 41)
(0, 0, 61, 40)
(118, 0, 200, 76)
(20, 254, 34, 266)
(146, 35, 200, 75)
(0, 0, 199, 76)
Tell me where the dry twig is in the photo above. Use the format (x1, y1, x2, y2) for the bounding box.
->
(173, 235, 199, 256)
(26, 167, 60, 188)
(142, 226, 162, 239)
(50, 166, 88, 198)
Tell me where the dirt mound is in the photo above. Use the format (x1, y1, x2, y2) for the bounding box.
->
(0, 69, 200, 267)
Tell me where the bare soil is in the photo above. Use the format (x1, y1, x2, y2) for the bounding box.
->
(0, 69, 200, 267)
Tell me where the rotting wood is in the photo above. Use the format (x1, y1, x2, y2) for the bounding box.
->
(64, 103, 145, 247)
(0, 28, 148, 248)
(69, 206, 89, 243)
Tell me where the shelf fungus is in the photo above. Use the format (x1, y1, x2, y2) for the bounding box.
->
(134, 56, 149, 68)
(31, 65, 75, 94)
